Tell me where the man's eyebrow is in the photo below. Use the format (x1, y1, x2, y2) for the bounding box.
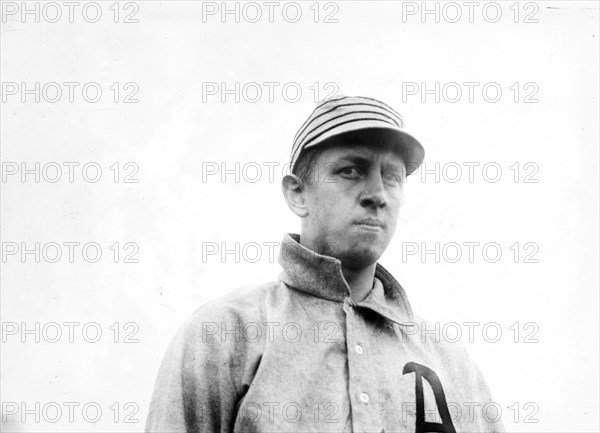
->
(326, 154, 406, 173)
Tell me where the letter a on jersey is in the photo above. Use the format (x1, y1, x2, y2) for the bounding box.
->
(402, 362, 457, 433)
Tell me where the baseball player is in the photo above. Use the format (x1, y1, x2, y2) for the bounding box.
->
(146, 95, 504, 432)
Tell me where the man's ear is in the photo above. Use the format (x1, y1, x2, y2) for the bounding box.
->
(281, 174, 309, 218)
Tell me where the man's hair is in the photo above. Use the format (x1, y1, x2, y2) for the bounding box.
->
(291, 136, 351, 184)
(291, 146, 327, 184)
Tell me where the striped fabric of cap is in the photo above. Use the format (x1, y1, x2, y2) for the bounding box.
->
(290, 95, 424, 175)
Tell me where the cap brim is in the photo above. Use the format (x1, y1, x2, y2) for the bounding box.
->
(302, 126, 425, 176)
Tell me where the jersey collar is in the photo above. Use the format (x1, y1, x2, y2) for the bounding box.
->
(277, 233, 414, 325)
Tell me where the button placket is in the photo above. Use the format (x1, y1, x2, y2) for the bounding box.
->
(344, 298, 380, 431)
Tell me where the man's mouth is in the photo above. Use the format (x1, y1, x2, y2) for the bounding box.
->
(354, 218, 385, 231)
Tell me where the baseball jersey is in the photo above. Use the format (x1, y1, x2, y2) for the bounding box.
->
(145, 233, 505, 433)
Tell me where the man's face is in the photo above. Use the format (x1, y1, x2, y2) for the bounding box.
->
(301, 143, 406, 269)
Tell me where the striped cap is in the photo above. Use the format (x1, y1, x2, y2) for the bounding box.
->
(290, 95, 424, 175)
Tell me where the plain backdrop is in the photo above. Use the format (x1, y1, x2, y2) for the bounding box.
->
(1, 1, 599, 432)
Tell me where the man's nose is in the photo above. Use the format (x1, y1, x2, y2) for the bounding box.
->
(359, 173, 387, 209)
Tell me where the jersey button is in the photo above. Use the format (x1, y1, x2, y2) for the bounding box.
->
(355, 344, 364, 354)
(359, 392, 370, 403)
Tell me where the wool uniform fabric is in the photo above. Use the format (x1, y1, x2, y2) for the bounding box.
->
(146, 234, 504, 433)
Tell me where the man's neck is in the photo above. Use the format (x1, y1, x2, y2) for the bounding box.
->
(298, 234, 377, 302)
(342, 263, 377, 303)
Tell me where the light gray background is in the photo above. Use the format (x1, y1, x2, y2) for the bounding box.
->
(1, 1, 599, 432)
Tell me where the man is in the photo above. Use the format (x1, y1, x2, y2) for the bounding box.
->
(146, 95, 504, 432)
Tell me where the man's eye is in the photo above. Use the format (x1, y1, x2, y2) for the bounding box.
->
(384, 173, 404, 184)
(338, 167, 361, 177)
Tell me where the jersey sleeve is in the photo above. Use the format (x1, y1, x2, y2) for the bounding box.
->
(145, 310, 243, 433)
(461, 344, 506, 433)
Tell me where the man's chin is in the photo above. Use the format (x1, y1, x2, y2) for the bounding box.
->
(338, 246, 383, 270)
